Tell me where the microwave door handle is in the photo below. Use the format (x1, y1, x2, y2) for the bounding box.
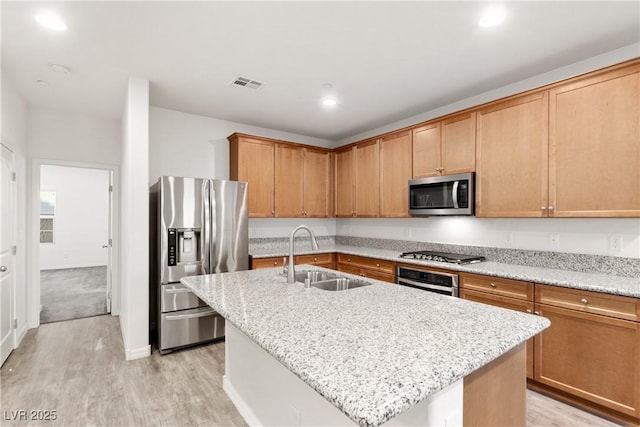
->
(452, 181, 459, 209)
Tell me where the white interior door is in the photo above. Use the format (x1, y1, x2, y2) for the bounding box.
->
(1, 143, 16, 366)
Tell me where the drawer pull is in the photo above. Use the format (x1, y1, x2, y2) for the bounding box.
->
(490, 282, 496, 288)
(314, 257, 318, 261)
(534, 311, 540, 316)
(581, 298, 588, 304)
(526, 309, 532, 313)
(376, 263, 380, 267)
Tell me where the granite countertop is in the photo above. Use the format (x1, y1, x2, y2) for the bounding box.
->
(181, 267, 549, 427)
(251, 244, 640, 298)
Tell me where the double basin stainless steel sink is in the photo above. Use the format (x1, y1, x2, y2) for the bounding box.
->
(293, 270, 372, 291)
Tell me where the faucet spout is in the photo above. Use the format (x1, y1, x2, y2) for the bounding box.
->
(287, 225, 319, 283)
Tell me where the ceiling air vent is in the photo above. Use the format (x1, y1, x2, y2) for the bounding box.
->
(231, 76, 264, 90)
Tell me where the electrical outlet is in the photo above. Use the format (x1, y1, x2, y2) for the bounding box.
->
(549, 233, 560, 248)
(609, 235, 623, 252)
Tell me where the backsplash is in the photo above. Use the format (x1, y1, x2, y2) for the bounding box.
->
(249, 235, 639, 278)
(336, 236, 640, 278)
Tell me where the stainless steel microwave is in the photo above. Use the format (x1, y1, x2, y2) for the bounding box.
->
(408, 172, 475, 216)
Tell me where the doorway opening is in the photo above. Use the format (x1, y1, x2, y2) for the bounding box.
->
(39, 165, 112, 324)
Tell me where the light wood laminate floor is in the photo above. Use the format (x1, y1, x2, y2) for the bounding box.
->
(0, 316, 621, 426)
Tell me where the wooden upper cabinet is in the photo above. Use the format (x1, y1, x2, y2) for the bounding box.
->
(441, 112, 476, 175)
(274, 143, 304, 217)
(412, 122, 441, 178)
(229, 134, 275, 218)
(380, 131, 412, 217)
(412, 112, 476, 178)
(303, 147, 331, 217)
(334, 147, 355, 217)
(274, 144, 331, 218)
(354, 140, 380, 217)
(476, 92, 549, 217)
(549, 65, 640, 217)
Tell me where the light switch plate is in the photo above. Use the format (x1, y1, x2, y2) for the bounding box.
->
(609, 235, 623, 252)
(548, 233, 560, 248)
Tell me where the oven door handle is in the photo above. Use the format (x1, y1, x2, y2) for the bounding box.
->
(452, 180, 459, 209)
(397, 277, 456, 293)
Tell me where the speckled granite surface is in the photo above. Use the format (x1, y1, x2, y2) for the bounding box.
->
(182, 267, 549, 427)
(249, 238, 640, 298)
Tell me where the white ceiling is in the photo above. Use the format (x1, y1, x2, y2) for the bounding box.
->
(2, 1, 639, 141)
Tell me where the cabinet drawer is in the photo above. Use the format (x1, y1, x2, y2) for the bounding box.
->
(251, 256, 284, 270)
(296, 253, 334, 266)
(535, 284, 640, 322)
(336, 254, 395, 274)
(336, 264, 395, 284)
(460, 273, 533, 301)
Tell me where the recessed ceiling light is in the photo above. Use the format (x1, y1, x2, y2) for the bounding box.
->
(34, 13, 67, 31)
(49, 64, 71, 74)
(322, 98, 337, 107)
(479, 8, 506, 28)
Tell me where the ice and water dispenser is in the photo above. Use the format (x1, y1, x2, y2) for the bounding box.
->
(167, 228, 200, 266)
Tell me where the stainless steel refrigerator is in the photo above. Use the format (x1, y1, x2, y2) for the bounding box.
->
(150, 176, 248, 354)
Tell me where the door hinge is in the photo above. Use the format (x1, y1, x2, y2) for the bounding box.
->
(13, 319, 17, 329)
(11, 172, 16, 181)
(109, 185, 113, 192)
(108, 238, 112, 246)
(11, 246, 16, 255)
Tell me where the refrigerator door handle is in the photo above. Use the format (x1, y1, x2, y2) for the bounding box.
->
(201, 179, 211, 274)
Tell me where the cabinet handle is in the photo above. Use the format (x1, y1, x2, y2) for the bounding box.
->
(376, 263, 380, 267)
(548, 206, 554, 211)
(313, 257, 318, 262)
(271, 210, 275, 216)
(526, 309, 532, 313)
(581, 298, 588, 304)
(490, 282, 496, 288)
(541, 206, 547, 211)
(534, 311, 540, 315)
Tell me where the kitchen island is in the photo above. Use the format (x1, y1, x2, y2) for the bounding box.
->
(181, 267, 549, 426)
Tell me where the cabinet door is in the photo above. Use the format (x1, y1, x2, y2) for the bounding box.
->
(534, 303, 640, 417)
(274, 144, 304, 217)
(380, 131, 412, 217)
(232, 137, 275, 218)
(412, 122, 441, 178)
(303, 148, 331, 217)
(441, 112, 476, 175)
(460, 289, 535, 380)
(334, 148, 354, 217)
(354, 140, 380, 217)
(549, 65, 640, 217)
(476, 92, 549, 217)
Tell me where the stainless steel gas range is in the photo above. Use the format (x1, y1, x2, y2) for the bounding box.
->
(396, 251, 485, 297)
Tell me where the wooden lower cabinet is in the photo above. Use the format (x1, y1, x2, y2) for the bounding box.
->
(460, 273, 536, 378)
(533, 285, 640, 423)
(460, 288, 535, 380)
(251, 253, 335, 270)
(336, 254, 395, 283)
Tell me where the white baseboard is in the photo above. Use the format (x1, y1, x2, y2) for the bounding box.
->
(40, 263, 107, 271)
(223, 375, 262, 427)
(15, 324, 29, 348)
(119, 314, 150, 360)
(125, 345, 151, 360)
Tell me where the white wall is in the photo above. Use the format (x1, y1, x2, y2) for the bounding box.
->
(338, 43, 640, 145)
(1, 72, 29, 344)
(120, 77, 150, 360)
(337, 218, 640, 258)
(149, 107, 334, 185)
(28, 107, 121, 164)
(39, 165, 109, 270)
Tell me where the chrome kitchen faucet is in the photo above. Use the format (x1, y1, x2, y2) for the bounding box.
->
(287, 225, 319, 283)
